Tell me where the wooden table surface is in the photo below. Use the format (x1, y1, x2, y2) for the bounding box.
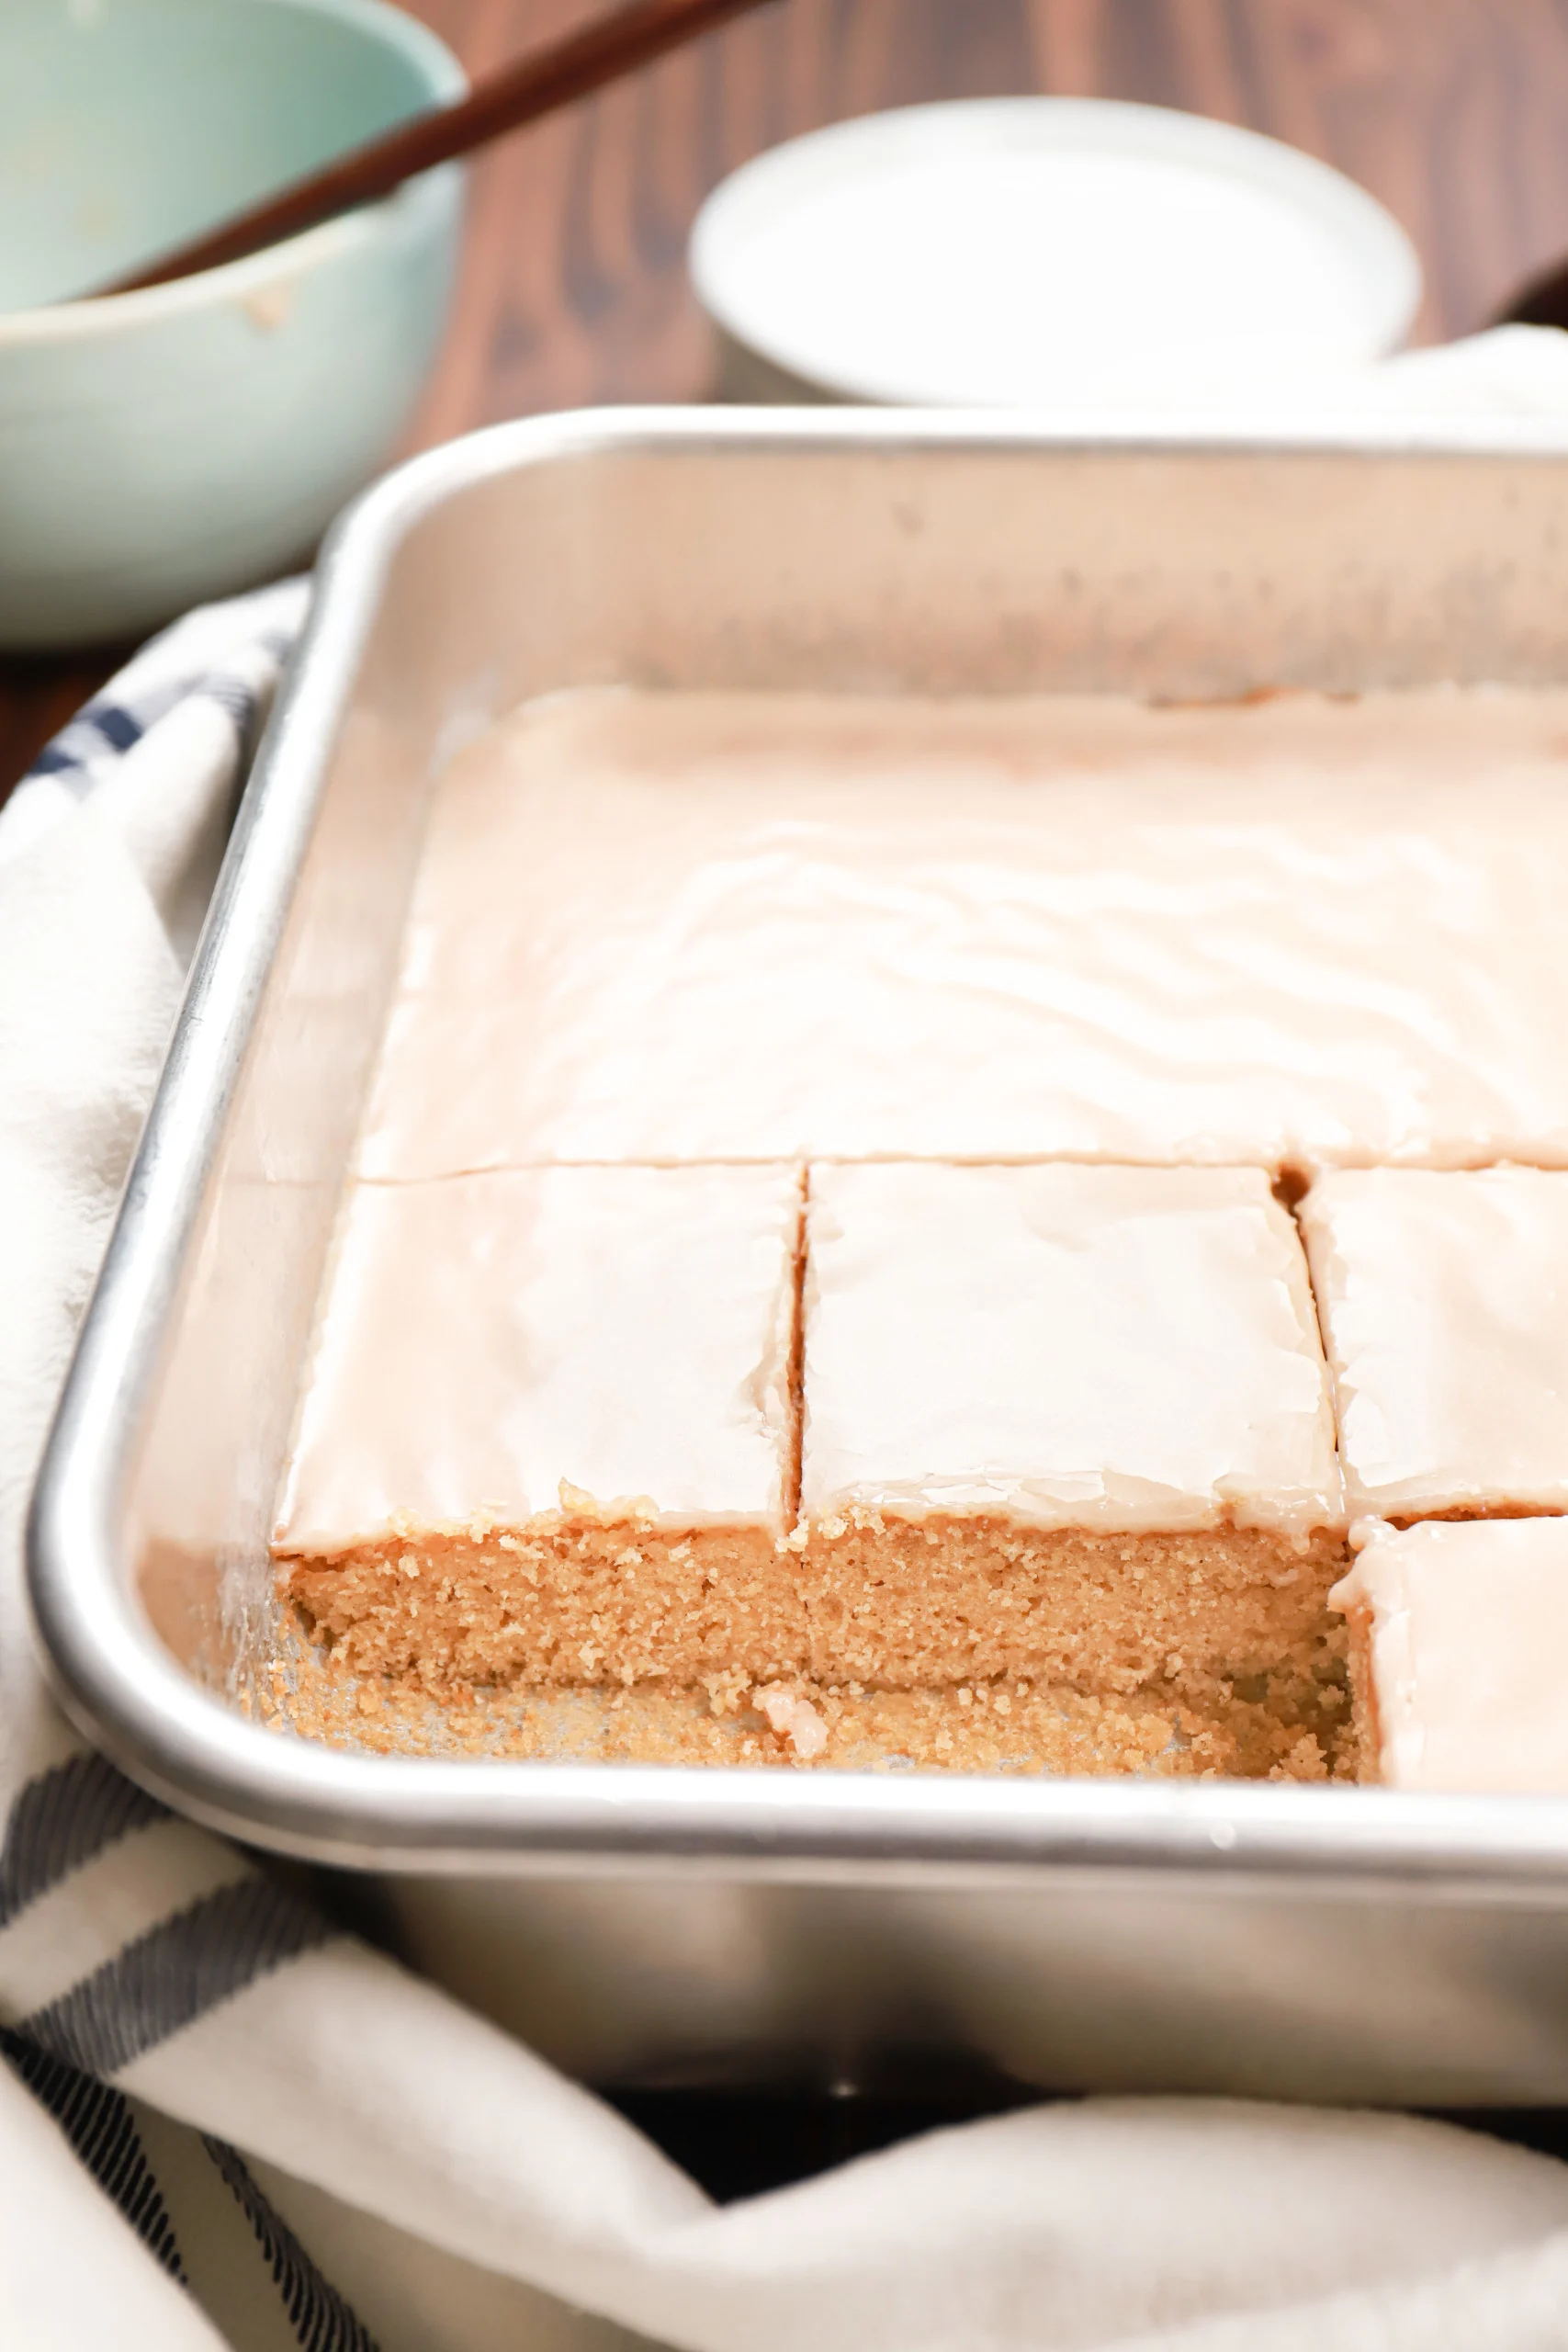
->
(6, 0, 1568, 786)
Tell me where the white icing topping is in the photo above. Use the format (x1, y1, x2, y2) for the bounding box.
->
(1300, 1168, 1568, 1516)
(274, 1165, 801, 1553)
(1333, 1518, 1568, 1792)
(800, 1162, 1342, 1536)
(356, 685, 1568, 1180)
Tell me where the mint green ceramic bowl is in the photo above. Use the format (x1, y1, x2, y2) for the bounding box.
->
(0, 0, 465, 649)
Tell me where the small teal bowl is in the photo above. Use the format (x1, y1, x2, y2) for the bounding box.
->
(0, 0, 465, 650)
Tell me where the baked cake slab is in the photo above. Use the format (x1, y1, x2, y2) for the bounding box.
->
(275, 1163, 805, 1690)
(1332, 1518, 1568, 1792)
(355, 685, 1568, 1182)
(1299, 1167, 1568, 1519)
(796, 1161, 1348, 1712)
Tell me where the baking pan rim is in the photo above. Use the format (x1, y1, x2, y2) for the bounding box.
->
(29, 402, 1568, 1885)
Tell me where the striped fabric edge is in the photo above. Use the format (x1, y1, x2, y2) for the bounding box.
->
(6, 576, 355, 2344)
(204, 2136, 382, 2352)
(4, 1758, 364, 2345)
(25, 691, 176, 778)
(2, 2024, 187, 2279)
(24, 623, 301, 793)
(1, 2030, 384, 2350)
(201, 664, 277, 772)
(0, 1747, 169, 1928)
(18, 1871, 336, 2077)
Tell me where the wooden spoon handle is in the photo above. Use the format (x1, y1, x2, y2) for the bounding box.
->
(94, 0, 780, 300)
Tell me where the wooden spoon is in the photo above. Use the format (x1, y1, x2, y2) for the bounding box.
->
(89, 0, 781, 300)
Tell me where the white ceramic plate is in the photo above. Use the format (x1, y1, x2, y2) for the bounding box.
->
(691, 99, 1423, 408)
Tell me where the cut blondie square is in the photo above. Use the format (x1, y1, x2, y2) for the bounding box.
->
(1332, 1518, 1568, 1791)
(796, 1162, 1348, 1713)
(1298, 1167, 1568, 1519)
(273, 1163, 805, 1690)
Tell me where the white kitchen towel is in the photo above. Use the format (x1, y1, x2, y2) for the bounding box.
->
(12, 334, 1568, 2352)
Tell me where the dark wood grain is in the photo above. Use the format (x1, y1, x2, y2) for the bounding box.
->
(9, 0, 1568, 791)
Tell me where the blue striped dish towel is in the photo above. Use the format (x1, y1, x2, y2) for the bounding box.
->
(11, 568, 1568, 2352)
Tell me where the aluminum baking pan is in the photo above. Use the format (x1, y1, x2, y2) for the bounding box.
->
(31, 408, 1568, 2104)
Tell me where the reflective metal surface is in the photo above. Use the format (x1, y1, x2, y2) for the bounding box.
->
(30, 409, 1568, 2098)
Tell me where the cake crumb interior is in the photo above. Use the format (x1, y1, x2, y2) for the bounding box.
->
(267, 1626, 1354, 1783)
(280, 1510, 1353, 1779)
